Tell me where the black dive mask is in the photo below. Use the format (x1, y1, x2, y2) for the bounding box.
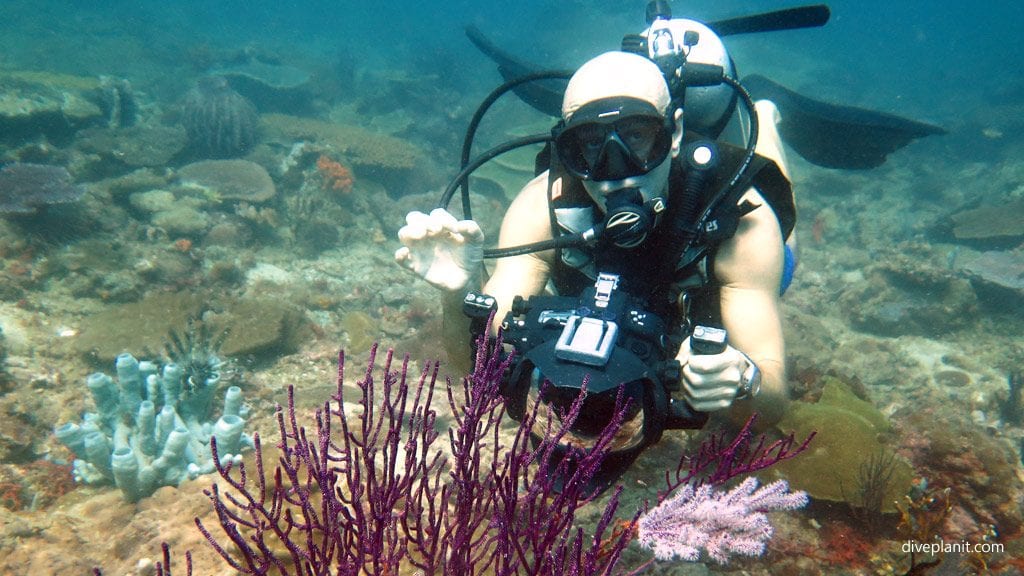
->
(554, 97, 673, 182)
(600, 187, 665, 249)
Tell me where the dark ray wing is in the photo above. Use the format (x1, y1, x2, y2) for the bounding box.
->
(742, 74, 946, 169)
(465, 27, 947, 170)
(465, 25, 565, 118)
(707, 5, 831, 37)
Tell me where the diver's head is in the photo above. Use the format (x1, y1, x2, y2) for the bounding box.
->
(557, 52, 680, 190)
(554, 51, 683, 247)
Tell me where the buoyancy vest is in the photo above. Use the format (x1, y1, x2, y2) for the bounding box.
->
(547, 138, 795, 328)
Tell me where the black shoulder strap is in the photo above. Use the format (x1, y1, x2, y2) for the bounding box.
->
(712, 143, 796, 241)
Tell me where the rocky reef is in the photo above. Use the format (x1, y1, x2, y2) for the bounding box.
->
(0, 70, 105, 147)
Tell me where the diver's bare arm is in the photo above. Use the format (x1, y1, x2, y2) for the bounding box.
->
(484, 174, 555, 331)
(442, 174, 554, 367)
(714, 189, 788, 427)
(753, 100, 791, 181)
(440, 270, 483, 375)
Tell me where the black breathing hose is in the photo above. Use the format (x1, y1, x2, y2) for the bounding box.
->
(437, 133, 552, 212)
(484, 233, 591, 259)
(691, 75, 759, 235)
(451, 70, 573, 218)
(437, 64, 759, 261)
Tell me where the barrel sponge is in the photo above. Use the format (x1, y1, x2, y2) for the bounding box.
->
(181, 76, 259, 159)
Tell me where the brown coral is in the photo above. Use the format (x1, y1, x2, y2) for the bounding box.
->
(261, 113, 420, 171)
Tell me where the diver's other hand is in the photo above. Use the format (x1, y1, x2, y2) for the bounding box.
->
(394, 208, 484, 292)
(677, 338, 761, 412)
(754, 99, 781, 127)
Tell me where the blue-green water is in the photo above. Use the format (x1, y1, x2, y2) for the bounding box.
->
(0, 1, 1022, 574)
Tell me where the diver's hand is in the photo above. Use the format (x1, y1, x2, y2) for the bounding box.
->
(394, 208, 484, 292)
(677, 338, 761, 412)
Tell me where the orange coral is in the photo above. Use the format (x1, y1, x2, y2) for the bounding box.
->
(316, 154, 354, 194)
(173, 238, 193, 252)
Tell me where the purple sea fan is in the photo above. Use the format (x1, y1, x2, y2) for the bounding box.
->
(636, 477, 808, 564)
(193, 339, 637, 575)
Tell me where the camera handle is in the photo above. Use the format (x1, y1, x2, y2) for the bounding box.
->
(462, 292, 498, 357)
(664, 324, 725, 429)
(690, 324, 728, 354)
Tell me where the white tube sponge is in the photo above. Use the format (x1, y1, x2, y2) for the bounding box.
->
(212, 414, 245, 459)
(111, 447, 143, 503)
(53, 353, 252, 501)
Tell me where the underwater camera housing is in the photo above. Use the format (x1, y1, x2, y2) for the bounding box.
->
(464, 273, 708, 451)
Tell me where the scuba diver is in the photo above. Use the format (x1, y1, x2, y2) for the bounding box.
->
(394, 2, 937, 488)
(397, 56, 792, 486)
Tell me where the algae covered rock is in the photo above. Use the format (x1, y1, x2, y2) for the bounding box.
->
(128, 187, 213, 238)
(768, 378, 914, 513)
(151, 204, 211, 237)
(73, 292, 207, 364)
(214, 61, 315, 113)
(92, 168, 173, 200)
(211, 298, 308, 358)
(0, 70, 104, 145)
(948, 199, 1024, 247)
(72, 292, 307, 365)
(954, 246, 1024, 310)
(76, 124, 188, 168)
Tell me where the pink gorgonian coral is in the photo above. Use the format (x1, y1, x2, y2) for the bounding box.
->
(637, 476, 808, 564)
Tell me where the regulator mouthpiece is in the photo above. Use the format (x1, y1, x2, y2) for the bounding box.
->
(601, 187, 664, 249)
